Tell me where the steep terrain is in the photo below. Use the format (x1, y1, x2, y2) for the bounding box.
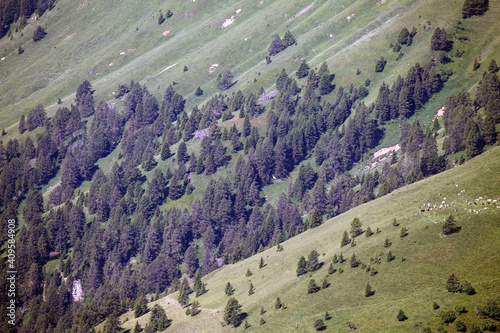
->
(120, 146, 500, 332)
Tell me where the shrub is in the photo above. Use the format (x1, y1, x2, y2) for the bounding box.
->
(441, 310, 456, 324)
(446, 274, 461, 293)
(365, 282, 374, 297)
(482, 319, 497, 332)
(307, 279, 320, 294)
(455, 319, 466, 332)
(33, 26, 47, 42)
(314, 319, 326, 331)
(375, 57, 387, 72)
(397, 310, 408, 321)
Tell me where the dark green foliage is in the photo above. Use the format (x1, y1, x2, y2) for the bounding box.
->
(398, 27, 410, 45)
(269, 34, 285, 56)
(488, 59, 499, 73)
(248, 283, 254, 295)
(397, 310, 408, 321)
(433, 302, 440, 310)
(217, 70, 234, 91)
(400, 227, 408, 238)
(375, 57, 387, 72)
(325, 311, 332, 320)
(321, 276, 330, 289)
(183, 65, 188, 72)
(246, 268, 253, 277)
(341, 230, 350, 247)
(103, 311, 121, 333)
(158, 13, 165, 25)
(178, 277, 192, 307)
(446, 273, 461, 293)
(350, 217, 363, 238)
(190, 300, 201, 316)
(149, 304, 171, 331)
(350, 253, 359, 268)
(195, 86, 204, 96)
(441, 310, 456, 324)
(225, 282, 235, 296)
(177, 142, 188, 163)
(224, 298, 243, 327)
(296, 60, 310, 78)
(473, 58, 481, 71)
(306, 250, 321, 272)
(365, 226, 373, 237)
(314, 319, 326, 331)
(260, 317, 266, 325)
(259, 257, 265, 269)
(275, 297, 282, 309)
(462, 280, 475, 295)
(464, 118, 482, 159)
(308, 208, 323, 228)
(307, 279, 320, 294)
(134, 293, 149, 318)
(387, 250, 395, 262)
(443, 214, 460, 235)
(18, 45, 24, 54)
(193, 269, 207, 297)
(328, 263, 336, 275)
(431, 27, 452, 51)
(297, 256, 307, 276)
(484, 302, 500, 320)
(283, 30, 297, 47)
(481, 319, 498, 331)
(384, 237, 392, 247)
(462, 0, 489, 18)
(365, 282, 374, 297)
(33, 26, 47, 42)
(166, 9, 173, 18)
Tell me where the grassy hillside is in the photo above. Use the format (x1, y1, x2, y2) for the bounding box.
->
(2, 0, 500, 141)
(112, 147, 500, 332)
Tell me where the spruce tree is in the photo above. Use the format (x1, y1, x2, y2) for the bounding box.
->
(259, 257, 265, 269)
(283, 30, 297, 47)
(443, 214, 460, 235)
(365, 282, 374, 297)
(306, 250, 320, 272)
(178, 277, 191, 307)
(225, 282, 235, 296)
(308, 208, 323, 228)
(296, 60, 310, 79)
(397, 309, 408, 321)
(269, 34, 285, 56)
(307, 279, 320, 294)
(275, 297, 282, 309)
(134, 293, 149, 318)
(223, 298, 242, 327)
(340, 230, 350, 247)
(248, 283, 255, 295)
(350, 217, 363, 238)
(296, 256, 307, 276)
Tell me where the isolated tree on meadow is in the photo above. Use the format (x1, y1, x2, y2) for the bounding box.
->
(269, 34, 285, 56)
(223, 298, 242, 327)
(217, 70, 235, 91)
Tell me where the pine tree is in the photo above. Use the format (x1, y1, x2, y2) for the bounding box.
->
(190, 300, 201, 316)
(177, 142, 188, 164)
(243, 114, 251, 137)
(314, 319, 326, 331)
(195, 86, 204, 96)
(246, 268, 253, 277)
(296, 60, 310, 79)
(259, 257, 265, 269)
(365, 282, 374, 297)
(296, 256, 307, 276)
(269, 34, 285, 56)
(443, 214, 460, 235)
(178, 277, 191, 307)
(160, 141, 171, 160)
(464, 118, 482, 159)
(462, 0, 489, 18)
(446, 273, 461, 293)
(275, 297, 282, 309)
(223, 298, 242, 327)
(149, 304, 172, 331)
(365, 226, 373, 237)
(307, 279, 320, 294)
(283, 30, 297, 47)
(350, 217, 363, 238)
(340, 230, 350, 247)
(134, 293, 149, 318)
(225, 282, 235, 296)
(306, 250, 320, 272)
(248, 282, 255, 295)
(397, 309, 408, 321)
(308, 208, 323, 229)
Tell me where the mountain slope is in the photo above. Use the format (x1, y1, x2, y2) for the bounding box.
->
(118, 146, 500, 332)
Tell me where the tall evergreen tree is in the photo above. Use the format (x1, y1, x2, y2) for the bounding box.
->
(223, 298, 242, 327)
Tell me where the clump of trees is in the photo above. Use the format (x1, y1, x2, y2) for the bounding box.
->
(296, 250, 321, 276)
(462, 0, 489, 18)
(33, 26, 47, 42)
(268, 30, 296, 56)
